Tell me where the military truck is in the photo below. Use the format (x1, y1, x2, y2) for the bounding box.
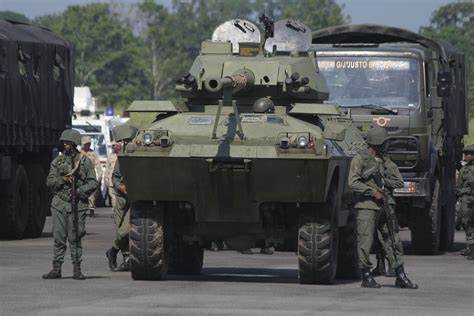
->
(120, 18, 365, 284)
(312, 25, 468, 254)
(0, 20, 74, 238)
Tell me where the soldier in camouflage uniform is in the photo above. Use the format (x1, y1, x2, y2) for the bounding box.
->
(348, 126, 418, 289)
(104, 141, 122, 210)
(42, 129, 99, 280)
(105, 125, 138, 272)
(81, 136, 103, 217)
(456, 145, 474, 260)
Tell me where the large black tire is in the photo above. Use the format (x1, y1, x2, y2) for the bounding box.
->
(336, 209, 360, 279)
(24, 165, 48, 238)
(130, 201, 167, 280)
(439, 202, 455, 251)
(411, 180, 441, 255)
(168, 235, 203, 275)
(298, 190, 339, 285)
(0, 165, 30, 239)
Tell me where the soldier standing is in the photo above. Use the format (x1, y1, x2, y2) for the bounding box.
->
(42, 129, 99, 280)
(348, 126, 418, 289)
(81, 136, 103, 217)
(104, 141, 122, 210)
(106, 125, 138, 272)
(456, 145, 474, 260)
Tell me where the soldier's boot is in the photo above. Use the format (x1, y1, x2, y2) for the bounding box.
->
(73, 263, 86, 280)
(42, 262, 62, 279)
(113, 255, 130, 272)
(395, 265, 418, 289)
(467, 245, 474, 260)
(106, 247, 119, 270)
(240, 249, 253, 255)
(360, 268, 381, 288)
(371, 256, 386, 277)
(89, 209, 95, 218)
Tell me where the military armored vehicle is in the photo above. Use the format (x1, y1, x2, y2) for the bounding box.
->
(120, 18, 364, 284)
(312, 25, 468, 254)
(0, 20, 74, 239)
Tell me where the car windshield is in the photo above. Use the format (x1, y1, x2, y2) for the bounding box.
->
(317, 56, 421, 108)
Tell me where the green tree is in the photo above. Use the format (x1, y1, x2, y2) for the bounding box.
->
(0, 10, 30, 23)
(420, 1, 474, 117)
(34, 3, 152, 111)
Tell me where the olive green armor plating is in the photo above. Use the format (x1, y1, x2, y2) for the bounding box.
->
(120, 18, 365, 284)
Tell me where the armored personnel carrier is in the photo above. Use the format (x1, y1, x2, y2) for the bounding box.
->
(120, 18, 364, 284)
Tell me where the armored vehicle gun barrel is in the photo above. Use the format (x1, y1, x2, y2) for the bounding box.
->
(204, 69, 255, 94)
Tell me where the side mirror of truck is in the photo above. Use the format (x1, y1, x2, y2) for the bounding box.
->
(437, 71, 451, 97)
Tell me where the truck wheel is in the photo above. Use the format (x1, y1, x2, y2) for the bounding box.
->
(336, 209, 360, 279)
(168, 234, 203, 275)
(411, 180, 441, 255)
(24, 165, 48, 238)
(439, 204, 455, 251)
(130, 201, 168, 280)
(0, 165, 30, 239)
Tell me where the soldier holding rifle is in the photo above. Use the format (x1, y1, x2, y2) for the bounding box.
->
(348, 126, 418, 289)
(457, 145, 474, 260)
(42, 129, 99, 280)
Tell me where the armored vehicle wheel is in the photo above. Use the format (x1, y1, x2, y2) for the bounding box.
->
(24, 165, 48, 238)
(168, 235, 203, 275)
(411, 179, 441, 255)
(298, 187, 339, 285)
(0, 165, 30, 239)
(130, 201, 168, 280)
(336, 209, 360, 279)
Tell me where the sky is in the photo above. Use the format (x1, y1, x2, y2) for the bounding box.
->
(0, 0, 456, 32)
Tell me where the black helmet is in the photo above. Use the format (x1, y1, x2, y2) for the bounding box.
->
(113, 124, 138, 142)
(462, 145, 474, 154)
(253, 98, 275, 113)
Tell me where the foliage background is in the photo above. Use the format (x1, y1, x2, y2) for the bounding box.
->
(0, 0, 472, 142)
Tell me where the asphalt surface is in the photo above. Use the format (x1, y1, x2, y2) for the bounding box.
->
(1, 207, 473, 316)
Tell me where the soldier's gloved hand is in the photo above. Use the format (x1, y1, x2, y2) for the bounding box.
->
(375, 191, 384, 201)
(63, 175, 73, 183)
(118, 184, 127, 194)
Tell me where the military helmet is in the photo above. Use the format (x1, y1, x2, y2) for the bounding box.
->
(113, 124, 138, 142)
(366, 126, 388, 146)
(253, 97, 275, 113)
(59, 129, 81, 146)
(462, 145, 474, 154)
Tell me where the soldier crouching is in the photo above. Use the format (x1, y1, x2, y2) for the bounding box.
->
(42, 129, 99, 280)
(348, 126, 418, 289)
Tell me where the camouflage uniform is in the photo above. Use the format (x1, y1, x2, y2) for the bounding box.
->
(348, 126, 417, 289)
(105, 125, 137, 271)
(82, 141, 103, 215)
(457, 146, 474, 259)
(349, 148, 404, 271)
(104, 151, 118, 209)
(43, 129, 99, 280)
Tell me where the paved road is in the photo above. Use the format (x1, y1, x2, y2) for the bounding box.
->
(1, 207, 473, 315)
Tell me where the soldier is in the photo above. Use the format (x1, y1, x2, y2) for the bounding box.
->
(105, 125, 138, 272)
(81, 136, 103, 217)
(348, 126, 418, 289)
(42, 129, 99, 280)
(104, 141, 122, 210)
(456, 145, 474, 260)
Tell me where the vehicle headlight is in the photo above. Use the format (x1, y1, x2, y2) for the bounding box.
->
(297, 135, 308, 148)
(143, 133, 153, 145)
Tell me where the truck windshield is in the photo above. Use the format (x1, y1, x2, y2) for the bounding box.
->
(317, 56, 420, 108)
